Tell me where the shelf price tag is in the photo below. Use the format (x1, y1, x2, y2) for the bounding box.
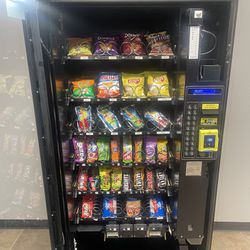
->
(86, 132, 93, 135)
(157, 131, 170, 135)
(108, 56, 117, 60)
(158, 97, 171, 101)
(111, 132, 118, 135)
(135, 132, 142, 135)
(135, 56, 143, 60)
(80, 56, 89, 60)
(161, 55, 169, 59)
(83, 98, 91, 102)
(109, 98, 117, 102)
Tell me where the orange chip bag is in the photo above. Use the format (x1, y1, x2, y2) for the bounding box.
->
(134, 137, 143, 163)
(111, 137, 120, 163)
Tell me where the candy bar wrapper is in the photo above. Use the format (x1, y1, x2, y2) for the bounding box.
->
(81, 195, 94, 219)
(157, 138, 168, 163)
(111, 167, 122, 191)
(94, 36, 119, 56)
(146, 168, 155, 191)
(102, 196, 117, 219)
(145, 136, 157, 164)
(87, 138, 98, 163)
(134, 166, 144, 191)
(121, 33, 146, 56)
(122, 169, 132, 192)
(97, 105, 121, 132)
(111, 137, 120, 163)
(144, 110, 171, 131)
(77, 168, 88, 191)
(122, 136, 133, 164)
(156, 168, 167, 190)
(71, 79, 95, 98)
(75, 105, 94, 133)
(134, 136, 143, 163)
(99, 166, 111, 191)
(96, 73, 121, 98)
(89, 168, 99, 192)
(120, 105, 144, 131)
(126, 198, 141, 218)
(97, 137, 110, 161)
(67, 37, 92, 57)
(149, 196, 165, 218)
(73, 137, 87, 163)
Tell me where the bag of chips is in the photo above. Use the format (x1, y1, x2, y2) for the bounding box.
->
(120, 105, 144, 131)
(111, 137, 120, 163)
(145, 136, 157, 164)
(77, 168, 88, 191)
(97, 105, 121, 132)
(122, 73, 145, 98)
(134, 166, 144, 191)
(87, 138, 98, 163)
(96, 73, 121, 98)
(145, 71, 170, 97)
(157, 138, 168, 163)
(71, 79, 95, 98)
(102, 196, 117, 219)
(97, 137, 110, 162)
(94, 36, 119, 56)
(122, 136, 133, 164)
(67, 38, 92, 57)
(146, 31, 174, 56)
(149, 196, 165, 218)
(111, 167, 122, 192)
(144, 110, 171, 131)
(99, 166, 111, 191)
(72, 137, 86, 163)
(121, 33, 146, 56)
(75, 106, 94, 133)
(89, 168, 99, 191)
(134, 137, 143, 163)
(81, 195, 94, 219)
(126, 198, 141, 218)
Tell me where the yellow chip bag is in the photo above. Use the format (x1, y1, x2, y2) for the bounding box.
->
(157, 138, 168, 163)
(177, 73, 185, 98)
(67, 38, 92, 57)
(146, 71, 170, 97)
(122, 73, 145, 98)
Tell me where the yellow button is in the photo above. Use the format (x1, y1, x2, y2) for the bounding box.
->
(202, 103, 219, 110)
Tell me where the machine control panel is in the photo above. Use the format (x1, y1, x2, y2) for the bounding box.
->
(182, 86, 224, 160)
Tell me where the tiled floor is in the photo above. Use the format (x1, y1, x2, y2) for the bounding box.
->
(0, 229, 250, 250)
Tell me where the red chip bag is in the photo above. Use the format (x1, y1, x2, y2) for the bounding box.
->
(121, 33, 146, 56)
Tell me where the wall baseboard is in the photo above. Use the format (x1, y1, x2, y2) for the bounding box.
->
(214, 222, 250, 231)
(0, 220, 48, 228)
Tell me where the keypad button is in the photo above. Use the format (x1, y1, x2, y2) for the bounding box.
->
(193, 110, 198, 115)
(190, 141, 195, 146)
(192, 115, 197, 120)
(184, 152, 189, 157)
(190, 137, 195, 142)
(186, 127, 190, 131)
(186, 121, 191, 126)
(192, 121, 196, 126)
(190, 146, 194, 151)
(185, 142, 189, 146)
(187, 110, 192, 115)
(193, 104, 198, 109)
(186, 131, 190, 136)
(185, 137, 190, 142)
(191, 131, 195, 136)
(188, 105, 192, 110)
(191, 127, 195, 131)
(187, 116, 191, 121)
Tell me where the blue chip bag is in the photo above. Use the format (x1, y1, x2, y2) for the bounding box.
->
(102, 196, 117, 219)
(149, 196, 165, 218)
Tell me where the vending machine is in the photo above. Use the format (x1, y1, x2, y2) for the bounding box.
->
(21, 0, 238, 249)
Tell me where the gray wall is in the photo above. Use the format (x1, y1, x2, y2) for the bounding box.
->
(214, 0, 250, 222)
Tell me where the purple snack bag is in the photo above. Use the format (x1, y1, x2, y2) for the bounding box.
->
(72, 137, 86, 163)
(145, 136, 157, 164)
(93, 36, 119, 56)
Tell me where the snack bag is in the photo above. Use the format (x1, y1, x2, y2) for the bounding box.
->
(97, 137, 110, 161)
(123, 169, 132, 192)
(145, 136, 157, 164)
(134, 137, 143, 163)
(75, 106, 94, 133)
(96, 73, 121, 98)
(126, 198, 141, 218)
(146, 31, 174, 56)
(156, 168, 167, 190)
(99, 166, 111, 191)
(94, 36, 119, 56)
(144, 110, 171, 131)
(89, 168, 99, 191)
(149, 196, 165, 218)
(146, 168, 155, 191)
(157, 138, 168, 163)
(174, 140, 181, 160)
(122, 73, 145, 98)
(111, 167, 122, 191)
(102, 196, 117, 219)
(71, 79, 95, 98)
(97, 105, 121, 132)
(134, 166, 144, 191)
(67, 37, 92, 57)
(111, 137, 120, 163)
(120, 105, 144, 131)
(145, 71, 170, 97)
(122, 136, 133, 164)
(121, 33, 146, 56)
(81, 195, 94, 219)
(77, 168, 88, 191)
(72, 137, 86, 163)
(87, 138, 98, 163)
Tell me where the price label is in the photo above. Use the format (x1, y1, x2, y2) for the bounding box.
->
(158, 97, 171, 101)
(111, 132, 118, 135)
(83, 98, 91, 102)
(80, 56, 89, 60)
(109, 98, 117, 102)
(136, 98, 141, 101)
(108, 56, 117, 60)
(135, 132, 142, 135)
(157, 131, 170, 135)
(161, 55, 169, 59)
(86, 132, 93, 135)
(135, 56, 143, 60)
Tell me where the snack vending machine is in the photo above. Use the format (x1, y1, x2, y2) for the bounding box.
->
(21, 0, 237, 249)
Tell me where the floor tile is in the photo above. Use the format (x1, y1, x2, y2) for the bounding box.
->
(11, 229, 50, 250)
(0, 229, 23, 250)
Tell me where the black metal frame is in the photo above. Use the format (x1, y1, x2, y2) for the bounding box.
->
(22, 0, 238, 249)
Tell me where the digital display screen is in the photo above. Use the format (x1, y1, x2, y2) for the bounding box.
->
(188, 88, 222, 95)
